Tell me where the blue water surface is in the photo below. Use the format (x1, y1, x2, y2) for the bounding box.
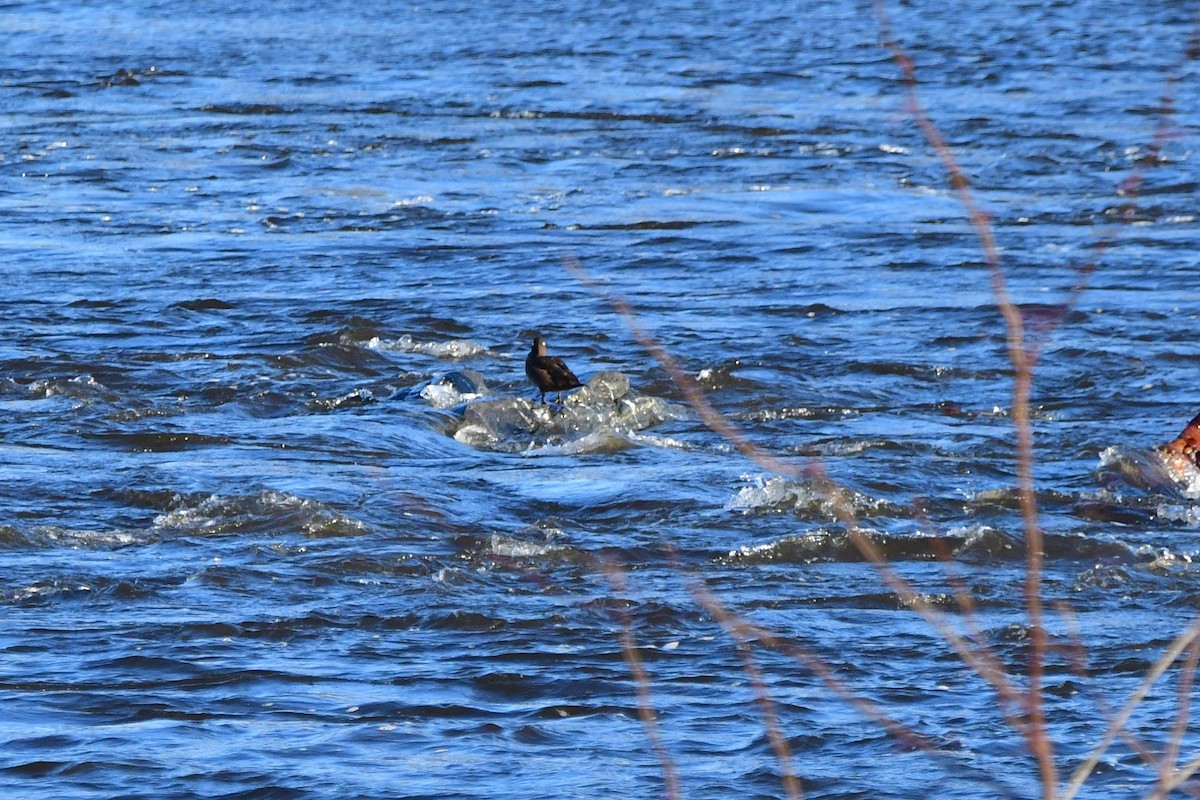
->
(2, 1, 1200, 798)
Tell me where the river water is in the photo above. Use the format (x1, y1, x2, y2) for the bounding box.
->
(2, 1, 1199, 798)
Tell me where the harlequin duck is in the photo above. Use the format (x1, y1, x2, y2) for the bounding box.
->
(1158, 411, 1200, 477)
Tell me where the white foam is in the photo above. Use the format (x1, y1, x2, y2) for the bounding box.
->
(521, 430, 631, 456)
(301, 512, 370, 538)
(366, 334, 488, 359)
(724, 529, 840, 563)
(625, 431, 689, 450)
(1097, 445, 1123, 468)
(1135, 544, 1194, 569)
(1155, 504, 1200, 526)
(1102, 444, 1200, 498)
(419, 382, 480, 410)
(153, 490, 369, 538)
(727, 537, 790, 560)
(1169, 464, 1200, 500)
(486, 534, 567, 559)
(11, 582, 92, 602)
(29, 525, 140, 549)
(726, 474, 823, 513)
(393, 195, 434, 207)
(725, 473, 888, 519)
(453, 424, 496, 448)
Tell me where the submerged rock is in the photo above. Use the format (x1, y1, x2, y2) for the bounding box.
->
(451, 370, 683, 453)
(408, 370, 488, 410)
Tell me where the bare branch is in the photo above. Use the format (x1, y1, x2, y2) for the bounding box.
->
(604, 562, 683, 800)
(869, 2, 1054, 790)
(1060, 616, 1200, 800)
(689, 577, 1025, 800)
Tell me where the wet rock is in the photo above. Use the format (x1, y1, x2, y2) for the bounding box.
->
(451, 370, 683, 453)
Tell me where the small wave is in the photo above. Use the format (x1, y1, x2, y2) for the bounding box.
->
(965, 485, 1078, 512)
(403, 370, 488, 410)
(1154, 504, 1200, 526)
(0, 525, 144, 551)
(725, 474, 899, 519)
(738, 406, 860, 422)
(153, 490, 369, 539)
(5, 580, 97, 606)
(1138, 545, 1196, 573)
(485, 533, 572, 560)
(812, 439, 897, 457)
(520, 430, 636, 456)
(726, 474, 825, 514)
(305, 318, 387, 347)
(91, 431, 232, 452)
(625, 431, 690, 450)
(951, 525, 1137, 563)
(696, 363, 758, 391)
(723, 528, 962, 566)
(274, 342, 394, 373)
(306, 387, 377, 412)
(108, 405, 184, 423)
(722, 529, 855, 564)
(172, 298, 235, 312)
(1097, 445, 1200, 499)
(594, 220, 706, 231)
(419, 377, 484, 410)
(721, 524, 1140, 566)
(1075, 563, 1135, 589)
(26, 374, 117, 404)
(367, 334, 490, 360)
(200, 102, 292, 115)
(721, 528, 980, 566)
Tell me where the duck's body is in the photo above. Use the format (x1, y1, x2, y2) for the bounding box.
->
(525, 335, 583, 404)
(1158, 411, 1200, 477)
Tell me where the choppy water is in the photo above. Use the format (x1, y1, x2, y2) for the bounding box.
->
(3, 1, 1200, 797)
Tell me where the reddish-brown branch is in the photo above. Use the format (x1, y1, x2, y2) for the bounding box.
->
(568, 254, 1029, 695)
(873, 5, 1200, 796)
(689, 577, 1025, 800)
(728, 632, 804, 799)
(570, 6, 1199, 795)
(1154, 634, 1200, 800)
(1062, 616, 1200, 800)
(568, 253, 1033, 733)
(605, 563, 682, 800)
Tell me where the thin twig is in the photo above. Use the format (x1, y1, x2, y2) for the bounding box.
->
(726, 625, 805, 799)
(869, 3, 1055, 791)
(1150, 633, 1200, 800)
(1060, 616, 1200, 800)
(1054, 601, 1164, 782)
(566, 256, 804, 481)
(568, 253, 1032, 740)
(689, 577, 1025, 800)
(1160, 753, 1200, 798)
(604, 561, 682, 800)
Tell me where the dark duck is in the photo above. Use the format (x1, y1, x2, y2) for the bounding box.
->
(525, 335, 583, 404)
